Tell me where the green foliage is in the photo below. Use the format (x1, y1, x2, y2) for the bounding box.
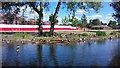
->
(49, 14, 58, 24)
(3, 13, 15, 24)
(81, 14, 87, 28)
(64, 2, 103, 27)
(110, 31, 117, 35)
(96, 31, 106, 36)
(2, 2, 23, 13)
(69, 18, 80, 27)
(62, 16, 69, 25)
(90, 19, 101, 26)
(65, 2, 103, 15)
(110, 2, 120, 21)
(107, 20, 117, 28)
(81, 33, 88, 36)
(43, 32, 50, 37)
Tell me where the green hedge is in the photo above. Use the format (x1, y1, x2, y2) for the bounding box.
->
(96, 31, 106, 36)
(43, 32, 50, 37)
(81, 33, 88, 36)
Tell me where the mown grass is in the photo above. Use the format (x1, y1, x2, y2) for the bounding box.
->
(2, 31, 119, 40)
(13, 32, 33, 39)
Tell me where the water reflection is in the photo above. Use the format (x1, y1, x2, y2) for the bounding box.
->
(2, 39, 120, 66)
(37, 45, 42, 66)
(109, 39, 120, 66)
(49, 45, 59, 66)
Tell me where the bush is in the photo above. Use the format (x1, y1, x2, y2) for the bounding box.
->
(96, 31, 106, 36)
(81, 33, 88, 36)
(110, 31, 117, 35)
(43, 32, 50, 37)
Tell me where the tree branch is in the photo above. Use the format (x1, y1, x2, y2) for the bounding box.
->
(30, 3, 40, 14)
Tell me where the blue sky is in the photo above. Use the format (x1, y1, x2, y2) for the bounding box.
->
(20, 2, 116, 24)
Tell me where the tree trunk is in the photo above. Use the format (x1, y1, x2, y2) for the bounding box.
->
(30, 1, 43, 36)
(16, 15, 17, 24)
(50, 22, 54, 36)
(38, 1, 43, 36)
(50, 1, 61, 36)
(38, 21, 43, 36)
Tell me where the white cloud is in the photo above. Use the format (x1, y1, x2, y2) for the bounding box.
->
(102, 20, 107, 23)
(107, 13, 112, 16)
(43, 17, 46, 21)
(105, 16, 112, 19)
(43, 12, 51, 16)
(57, 17, 62, 23)
(89, 8, 94, 11)
(87, 14, 102, 19)
(105, 16, 115, 21)
(26, 8, 31, 12)
(75, 9, 88, 14)
(75, 16, 80, 20)
(91, 14, 102, 18)
(20, 6, 32, 12)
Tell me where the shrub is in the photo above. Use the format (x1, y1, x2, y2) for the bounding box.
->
(110, 31, 117, 35)
(43, 32, 50, 37)
(81, 33, 88, 36)
(96, 31, 106, 36)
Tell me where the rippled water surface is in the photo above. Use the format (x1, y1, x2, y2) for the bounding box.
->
(2, 39, 120, 66)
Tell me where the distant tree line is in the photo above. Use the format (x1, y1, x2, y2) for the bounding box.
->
(62, 14, 118, 29)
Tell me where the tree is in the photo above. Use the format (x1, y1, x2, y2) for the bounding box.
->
(87, 19, 93, 28)
(108, 20, 117, 28)
(26, 2, 49, 36)
(87, 19, 102, 28)
(69, 17, 80, 26)
(49, 2, 103, 35)
(110, 1, 120, 22)
(62, 16, 81, 26)
(2, 2, 23, 24)
(3, 13, 15, 24)
(21, 6, 27, 25)
(92, 19, 101, 25)
(81, 14, 87, 28)
(65, 2, 103, 20)
(2, 2, 49, 36)
(50, 0, 61, 36)
(62, 16, 69, 25)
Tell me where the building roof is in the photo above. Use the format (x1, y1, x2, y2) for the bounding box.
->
(92, 25, 108, 28)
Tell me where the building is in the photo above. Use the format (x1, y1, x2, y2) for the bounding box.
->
(0, 12, 39, 25)
(0, 12, 24, 24)
(43, 21, 50, 25)
(0, 12, 5, 24)
(91, 25, 112, 30)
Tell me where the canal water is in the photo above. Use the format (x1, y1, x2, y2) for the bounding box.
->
(2, 39, 120, 66)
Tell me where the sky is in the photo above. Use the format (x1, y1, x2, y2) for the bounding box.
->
(19, 2, 116, 24)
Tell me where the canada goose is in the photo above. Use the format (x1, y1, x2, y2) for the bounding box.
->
(6, 40, 10, 43)
(16, 45, 20, 52)
(68, 40, 70, 42)
(109, 37, 112, 39)
(16, 48, 19, 52)
(21, 41, 24, 44)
